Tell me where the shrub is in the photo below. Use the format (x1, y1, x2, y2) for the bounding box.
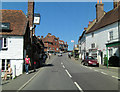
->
(104, 56, 107, 66)
(109, 56, 119, 67)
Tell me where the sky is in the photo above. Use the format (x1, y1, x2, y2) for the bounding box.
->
(2, 1, 113, 50)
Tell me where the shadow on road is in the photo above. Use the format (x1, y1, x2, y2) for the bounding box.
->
(2, 81, 10, 85)
(29, 70, 38, 74)
(118, 79, 120, 81)
(42, 64, 54, 67)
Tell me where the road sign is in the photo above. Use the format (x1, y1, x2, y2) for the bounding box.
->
(71, 40, 74, 43)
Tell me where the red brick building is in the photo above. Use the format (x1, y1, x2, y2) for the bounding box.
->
(59, 40, 68, 53)
(41, 33, 68, 54)
(42, 33, 60, 54)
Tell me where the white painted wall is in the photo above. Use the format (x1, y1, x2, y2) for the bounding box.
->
(86, 22, 119, 64)
(0, 36, 24, 59)
(0, 36, 24, 76)
(79, 33, 86, 60)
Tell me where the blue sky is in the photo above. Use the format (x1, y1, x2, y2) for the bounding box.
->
(2, 2, 113, 50)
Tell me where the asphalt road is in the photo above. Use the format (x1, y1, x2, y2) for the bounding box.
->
(22, 54, 119, 92)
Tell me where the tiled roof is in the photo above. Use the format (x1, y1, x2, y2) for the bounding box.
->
(0, 10, 28, 36)
(43, 34, 58, 43)
(86, 5, 120, 34)
(43, 36, 54, 43)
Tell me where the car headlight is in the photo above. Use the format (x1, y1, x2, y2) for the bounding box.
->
(88, 61, 92, 63)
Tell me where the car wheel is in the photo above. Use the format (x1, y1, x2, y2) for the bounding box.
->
(86, 63, 89, 66)
(96, 64, 99, 67)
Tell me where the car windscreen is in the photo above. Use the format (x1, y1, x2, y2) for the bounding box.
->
(88, 57, 95, 60)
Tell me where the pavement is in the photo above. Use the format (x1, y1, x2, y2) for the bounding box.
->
(71, 57, 119, 73)
(1, 56, 55, 91)
(2, 56, 119, 91)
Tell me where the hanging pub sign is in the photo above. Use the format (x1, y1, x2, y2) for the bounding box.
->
(34, 13, 40, 25)
(0, 23, 10, 30)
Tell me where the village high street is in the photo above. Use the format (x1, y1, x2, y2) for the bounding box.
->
(2, 54, 119, 91)
(1, 0, 120, 91)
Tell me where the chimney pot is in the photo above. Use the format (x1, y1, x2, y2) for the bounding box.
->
(96, 2, 104, 22)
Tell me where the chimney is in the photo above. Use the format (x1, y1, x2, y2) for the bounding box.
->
(88, 21, 92, 26)
(113, 0, 120, 8)
(28, 0, 34, 28)
(84, 27, 87, 30)
(41, 36, 43, 38)
(96, 0, 104, 22)
(48, 33, 51, 35)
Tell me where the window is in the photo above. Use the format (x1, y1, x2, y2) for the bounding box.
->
(53, 48, 54, 50)
(92, 33, 94, 37)
(2, 59, 10, 71)
(91, 43, 95, 48)
(57, 48, 58, 50)
(6, 59, 10, 70)
(109, 49, 113, 57)
(55, 39, 57, 41)
(55, 43, 56, 45)
(2, 59, 5, 70)
(109, 31, 113, 41)
(2, 38, 8, 49)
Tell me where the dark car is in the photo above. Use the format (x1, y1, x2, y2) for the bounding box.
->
(82, 56, 99, 67)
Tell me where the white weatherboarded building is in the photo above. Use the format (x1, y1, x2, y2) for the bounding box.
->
(0, 10, 30, 76)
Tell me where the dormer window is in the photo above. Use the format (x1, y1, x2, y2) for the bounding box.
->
(92, 33, 94, 37)
(91, 43, 95, 48)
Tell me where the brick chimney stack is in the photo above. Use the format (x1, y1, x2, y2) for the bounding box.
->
(41, 36, 44, 39)
(28, 0, 34, 29)
(84, 28, 87, 30)
(48, 33, 51, 35)
(96, 0, 104, 22)
(113, 0, 120, 8)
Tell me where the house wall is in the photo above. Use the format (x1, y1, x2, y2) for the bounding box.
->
(0, 38, 2, 51)
(86, 22, 119, 64)
(0, 36, 24, 76)
(79, 34, 86, 60)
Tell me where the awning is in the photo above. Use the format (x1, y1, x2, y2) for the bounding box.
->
(106, 41, 120, 47)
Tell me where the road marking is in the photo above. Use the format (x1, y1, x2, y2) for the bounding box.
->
(88, 67, 92, 69)
(101, 72, 108, 75)
(112, 76, 119, 79)
(94, 70, 99, 72)
(65, 69, 72, 78)
(17, 68, 43, 91)
(74, 82, 84, 92)
(63, 65, 65, 68)
(61, 62, 63, 65)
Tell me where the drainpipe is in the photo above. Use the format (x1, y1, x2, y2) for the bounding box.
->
(106, 47, 108, 68)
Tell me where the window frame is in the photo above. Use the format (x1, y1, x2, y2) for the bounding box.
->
(109, 31, 113, 41)
(1, 59, 10, 71)
(2, 37, 8, 49)
(92, 33, 94, 37)
(91, 43, 95, 48)
(109, 49, 113, 57)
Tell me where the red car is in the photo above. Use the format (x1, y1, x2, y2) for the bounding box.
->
(82, 56, 99, 67)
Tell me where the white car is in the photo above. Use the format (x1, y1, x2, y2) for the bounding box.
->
(58, 53, 62, 56)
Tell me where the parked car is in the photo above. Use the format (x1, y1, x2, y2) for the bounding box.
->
(58, 53, 62, 56)
(82, 56, 99, 67)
